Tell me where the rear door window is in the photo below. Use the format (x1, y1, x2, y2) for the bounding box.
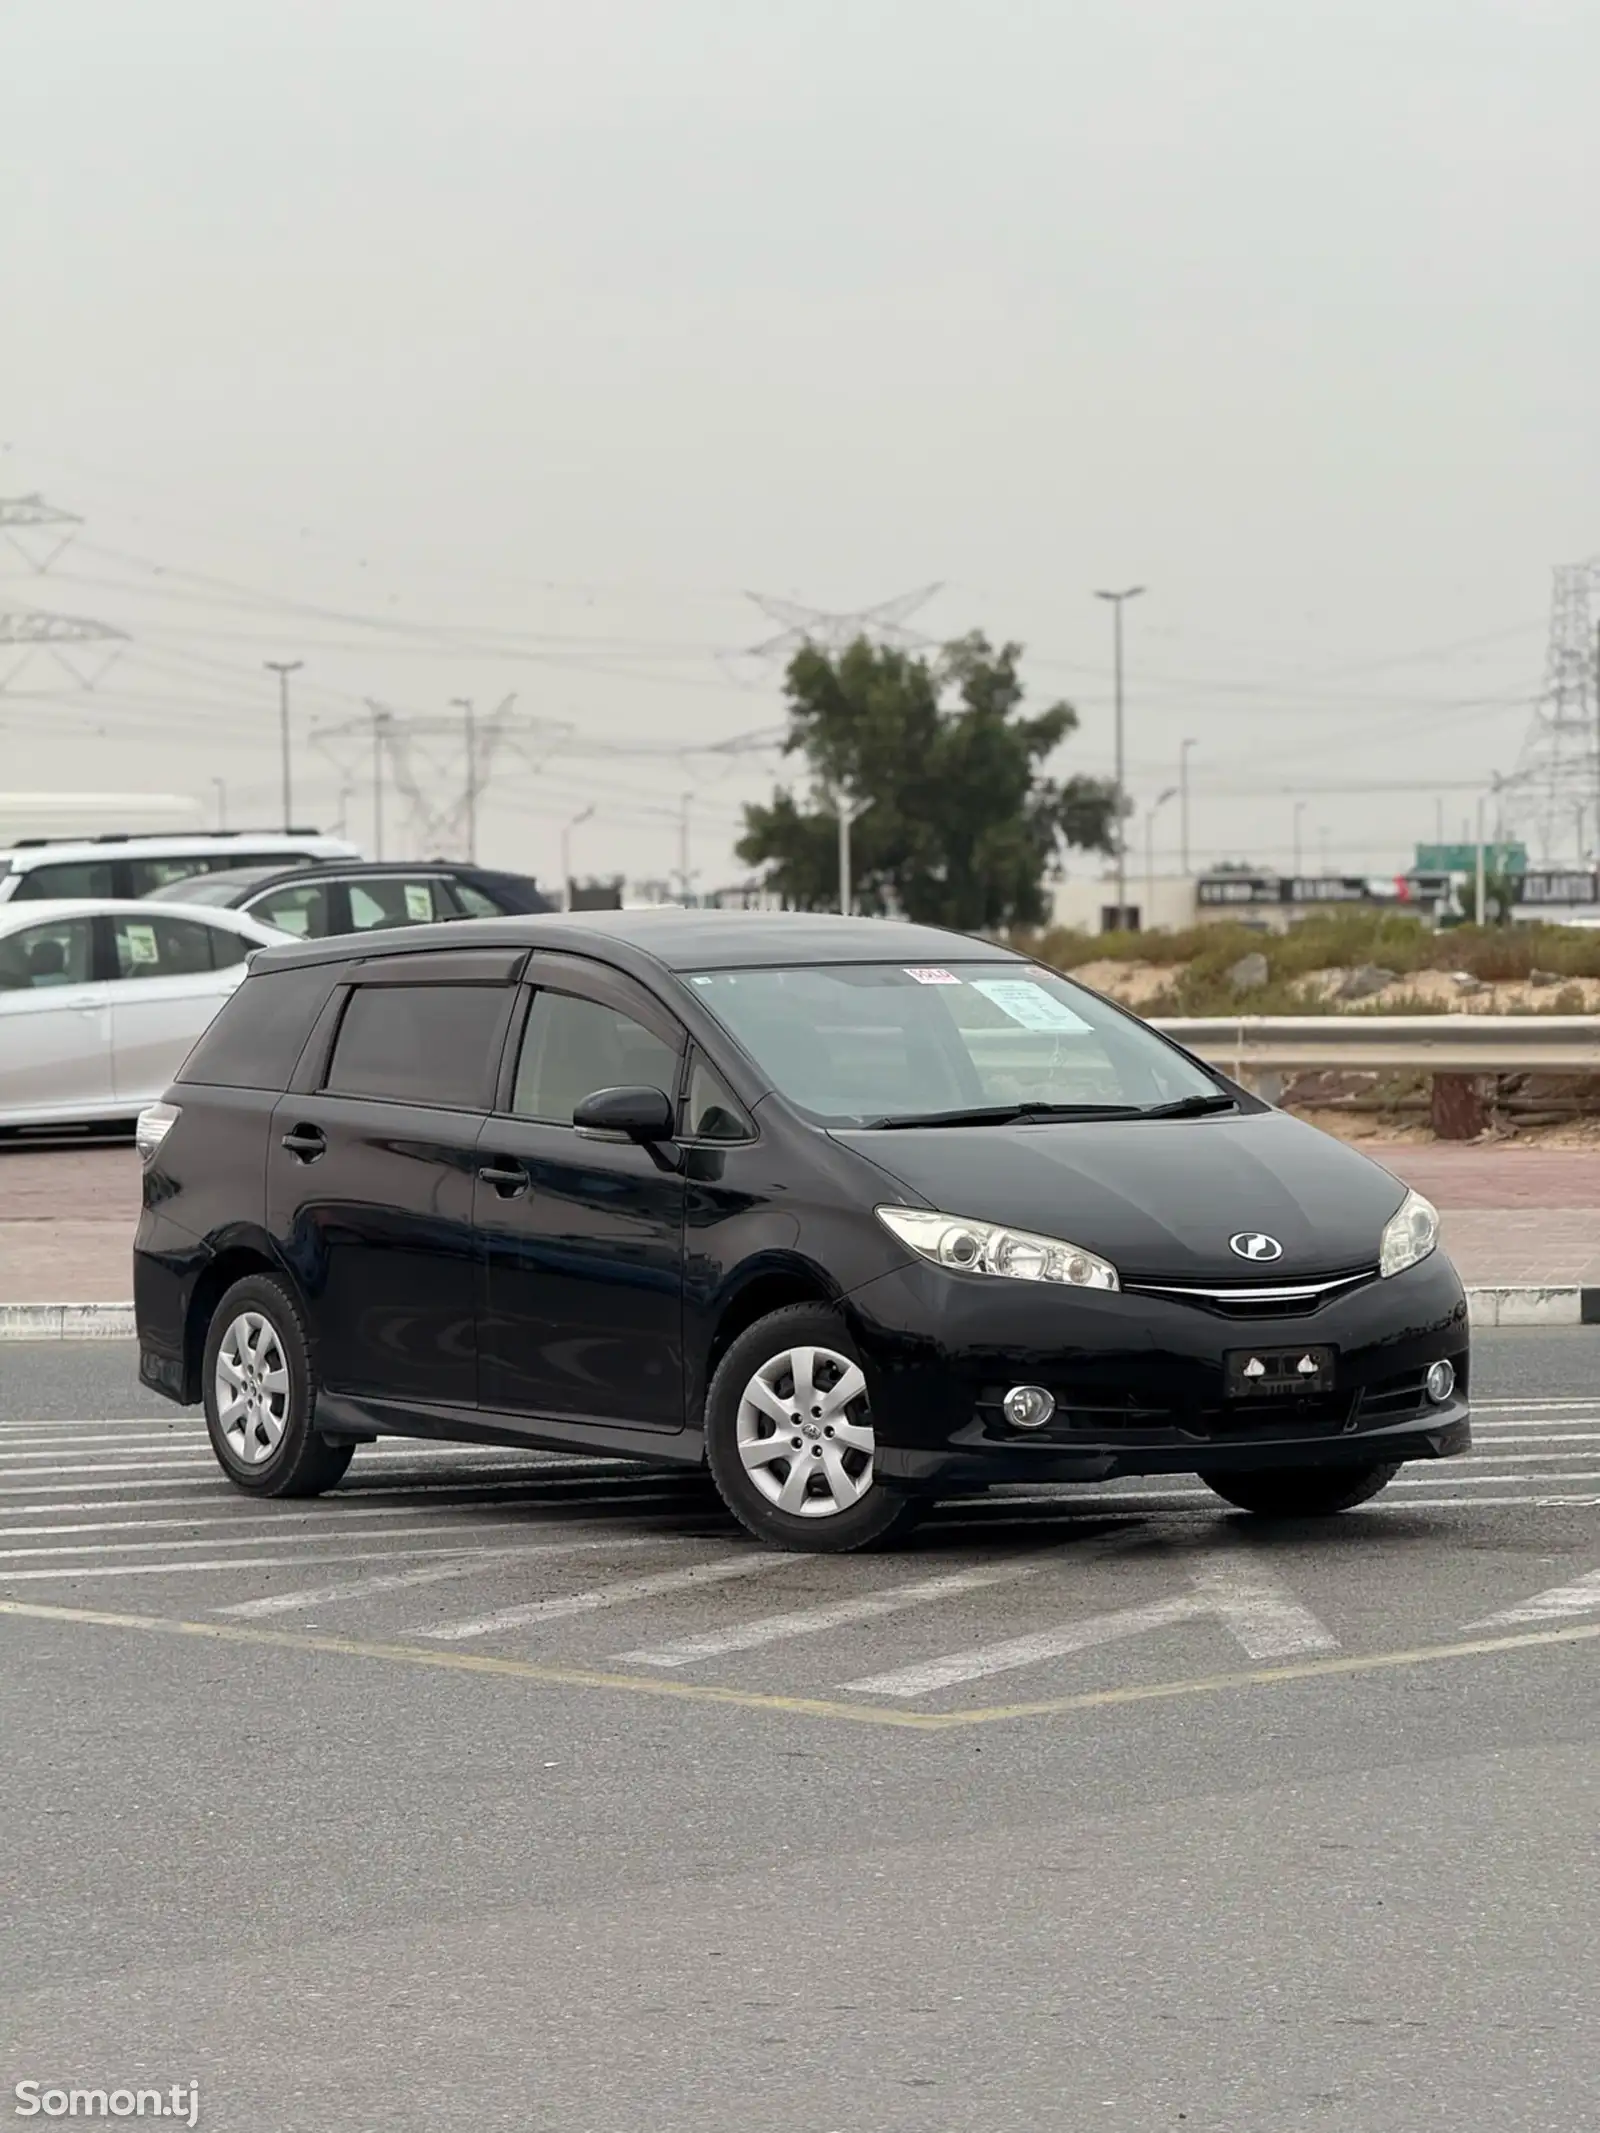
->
(325, 984, 509, 1109)
(110, 914, 224, 980)
(127, 857, 212, 895)
(0, 917, 97, 990)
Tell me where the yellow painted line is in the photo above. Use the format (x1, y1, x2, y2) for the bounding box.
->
(0, 1597, 1595, 1731)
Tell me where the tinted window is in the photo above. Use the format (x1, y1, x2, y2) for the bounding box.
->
(128, 857, 210, 895)
(111, 914, 223, 980)
(0, 917, 96, 991)
(326, 984, 507, 1108)
(207, 926, 251, 969)
(348, 878, 450, 930)
(687, 962, 1218, 1125)
(451, 880, 504, 917)
(212, 851, 318, 872)
(178, 963, 340, 1089)
(250, 882, 331, 938)
(512, 992, 680, 1124)
(12, 860, 116, 900)
(683, 1052, 753, 1141)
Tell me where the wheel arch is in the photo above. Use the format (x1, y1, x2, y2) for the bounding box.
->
(182, 1230, 298, 1403)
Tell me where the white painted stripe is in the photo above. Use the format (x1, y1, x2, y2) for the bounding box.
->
(1475, 1432, 1600, 1444)
(0, 1479, 678, 1518)
(416, 1554, 783, 1642)
(0, 1516, 673, 1563)
(1392, 1468, 1600, 1486)
(0, 1544, 579, 1584)
(615, 1560, 1055, 1670)
(1472, 1567, 1600, 1629)
(215, 1537, 676, 1616)
(0, 1493, 690, 1538)
(845, 1552, 1337, 1699)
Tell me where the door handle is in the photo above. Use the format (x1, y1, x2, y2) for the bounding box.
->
(477, 1160, 528, 1198)
(280, 1125, 327, 1163)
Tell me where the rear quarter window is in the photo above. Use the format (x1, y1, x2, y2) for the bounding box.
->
(176, 962, 342, 1090)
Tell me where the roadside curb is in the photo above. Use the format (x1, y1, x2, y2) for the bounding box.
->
(2, 1290, 1598, 1340)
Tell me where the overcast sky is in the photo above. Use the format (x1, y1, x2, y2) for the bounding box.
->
(3, 0, 1596, 889)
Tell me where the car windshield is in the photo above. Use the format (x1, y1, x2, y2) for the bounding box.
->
(684, 960, 1224, 1126)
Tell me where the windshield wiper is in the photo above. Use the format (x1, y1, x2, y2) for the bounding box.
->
(861, 1101, 1143, 1130)
(1136, 1093, 1240, 1119)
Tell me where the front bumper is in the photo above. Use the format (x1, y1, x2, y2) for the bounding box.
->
(841, 1249, 1470, 1487)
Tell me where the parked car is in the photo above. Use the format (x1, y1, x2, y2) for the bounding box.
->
(133, 910, 1470, 1553)
(0, 830, 360, 904)
(145, 860, 552, 939)
(0, 899, 290, 1134)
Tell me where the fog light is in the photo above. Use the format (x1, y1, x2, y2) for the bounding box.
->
(1002, 1385, 1055, 1430)
(1425, 1359, 1456, 1405)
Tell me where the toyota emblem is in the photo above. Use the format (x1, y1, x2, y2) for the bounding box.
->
(1229, 1231, 1284, 1263)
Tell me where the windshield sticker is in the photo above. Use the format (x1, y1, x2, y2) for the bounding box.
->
(404, 884, 433, 923)
(904, 966, 962, 986)
(123, 923, 160, 967)
(971, 978, 1093, 1032)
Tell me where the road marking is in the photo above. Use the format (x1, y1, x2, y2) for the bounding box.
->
(1472, 1567, 1600, 1629)
(615, 1559, 1055, 1669)
(214, 1537, 673, 1616)
(0, 1516, 681, 1562)
(843, 1552, 1337, 1699)
(414, 1554, 784, 1641)
(0, 1488, 698, 1538)
(1393, 1468, 1600, 1485)
(0, 1543, 611, 1583)
(0, 1597, 1594, 1731)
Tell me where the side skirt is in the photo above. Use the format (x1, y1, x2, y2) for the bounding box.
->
(314, 1389, 707, 1469)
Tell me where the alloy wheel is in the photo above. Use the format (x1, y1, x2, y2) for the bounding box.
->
(735, 1344, 875, 1518)
(214, 1311, 291, 1466)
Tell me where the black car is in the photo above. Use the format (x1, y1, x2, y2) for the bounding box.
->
(146, 860, 552, 940)
(132, 911, 1469, 1554)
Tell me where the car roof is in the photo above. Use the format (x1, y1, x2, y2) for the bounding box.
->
(0, 833, 357, 868)
(253, 907, 1024, 976)
(0, 897, 281, 933)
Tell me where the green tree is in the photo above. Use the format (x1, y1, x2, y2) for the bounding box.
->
(737, 632, 1118, 930)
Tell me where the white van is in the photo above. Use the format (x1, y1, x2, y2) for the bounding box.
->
(0, 831, 362, 905)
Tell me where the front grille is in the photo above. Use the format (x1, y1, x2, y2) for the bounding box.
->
(1123, 1268, 1378, 1319)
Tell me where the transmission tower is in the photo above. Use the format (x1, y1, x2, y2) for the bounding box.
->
(1505, 560, 1600, 862)
(0, 609, 128, 692)
(740, 583, 943, 661)
(0, 493, 82, 573)
(314, 697, 533, 860)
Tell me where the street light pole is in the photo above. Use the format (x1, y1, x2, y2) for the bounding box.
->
(264, 660, 303, 832)
(1178, 738, 1196, 876)
(211, 777, 226, 831)
(561, 804, 595, 913)
(1292, 799, 1307, 876)
(1094, 587, 1145, 923)
(1144, 786, 1177, 924)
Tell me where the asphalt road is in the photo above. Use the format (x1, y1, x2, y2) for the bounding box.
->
(2, 1334, 1597, 2132)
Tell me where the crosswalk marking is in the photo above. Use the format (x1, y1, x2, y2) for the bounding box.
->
(843, 1552, 1338, 1699)
(615, 1558, 1057, 1669)
(415, 1554, 784, 1642)
(0, 1515, 639, 1563)
(215, 1537, 677, 1617)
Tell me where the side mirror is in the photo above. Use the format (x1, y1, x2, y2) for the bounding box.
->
(573, 1084, 675, 1143)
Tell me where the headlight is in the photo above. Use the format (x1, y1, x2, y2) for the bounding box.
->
(1380, 1188, 1439, 1278)
(876, 1206, 1119, 1290)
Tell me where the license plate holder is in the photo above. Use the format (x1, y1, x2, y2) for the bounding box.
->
(1225, 1345, 1337, 1399)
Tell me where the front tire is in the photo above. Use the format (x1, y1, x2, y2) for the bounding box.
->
(1199, 1461, 1400, 1517)
(704, 1305, 925, 1553)
(201, 1273, 354, 1498)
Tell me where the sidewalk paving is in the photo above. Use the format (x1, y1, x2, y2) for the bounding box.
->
(2, 1141, 1599, 1304)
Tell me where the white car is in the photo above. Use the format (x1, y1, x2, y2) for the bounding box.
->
(0, 830, 361, 905)
(0, 900, 292, 1133)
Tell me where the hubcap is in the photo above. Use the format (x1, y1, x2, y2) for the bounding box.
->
(214, 1312, 291, 1465)
(735, 1344, 875, 1518)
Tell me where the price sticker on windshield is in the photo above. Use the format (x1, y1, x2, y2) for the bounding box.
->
(903, 966, 962, 985)
(404, 885, 433, 922)
(123, 923, 160, 967)
(971, 978, 1092, 1031)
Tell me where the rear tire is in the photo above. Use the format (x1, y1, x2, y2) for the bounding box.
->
(1199, 1461, 1400, 1517)
(201, 1272, 354, 1498)
(704, 1304, 926, 1554)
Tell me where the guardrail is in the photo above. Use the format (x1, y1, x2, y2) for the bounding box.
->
(1152, 1014, 1600, 1137)
(1153, 1015, 1600, 1075)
